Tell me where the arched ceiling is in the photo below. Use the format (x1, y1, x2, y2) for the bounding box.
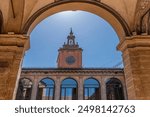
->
(0, 0, 149, 38)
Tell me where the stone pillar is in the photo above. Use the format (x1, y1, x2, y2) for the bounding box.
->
(121, 77, 128, 100)
(78, 77, 83, 100)
(101, 78, 107, 100)
(31, 78, 39, 100)
(0, 34, 29, 99)
(118, 35, 150, 99)
(54, 77, 61, 100)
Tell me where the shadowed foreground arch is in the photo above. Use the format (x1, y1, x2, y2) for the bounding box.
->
(22, 0, 131, 40)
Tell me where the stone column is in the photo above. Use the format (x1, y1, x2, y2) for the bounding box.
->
(54, 76, 61, 100)
(121, 77, 128, 100)
(118, 35, 150, 99)
(101, 78, 107, 100)
(0, 34, 29, 99)
(78, 77, 83, 100)
(31, 78, 39, 100)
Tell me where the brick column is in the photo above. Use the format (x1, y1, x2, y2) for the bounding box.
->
(0, 34, 29, 99)
(118, 35, 150, 99)
(78, 77, 83, 100)
(101, 78, 107, 100)
(31, 78, 39, 100)
(54, 77, 61, 100)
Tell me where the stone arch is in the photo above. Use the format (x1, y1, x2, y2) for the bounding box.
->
(0, 10, 3, 33)
(84, 77, 101, 100)
(60, 77, 78, 100)
(37, 77, 55, 100)
(84, 77, 101, 84)
(106, 77, 124, 100)
(22, 0, 131, 40)
(16, 78, 33, 100)
(38, 76, 55, 84)
(134, 0, 150, 35)
(140, 9, 150, 34)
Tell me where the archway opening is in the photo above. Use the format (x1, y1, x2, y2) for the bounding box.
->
(19, 10, 126, 100)
(18, 1, 129, 100)
(37, 78, 55, 100)
(16, 78, 33, 100)
(106, 78, 124, 100)
(23, 11, 123, 68)
(84, 78, 100, 100)
(60, 78, 78, 100)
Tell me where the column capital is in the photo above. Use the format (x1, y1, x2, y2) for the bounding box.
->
(0, 34, 30, 99)
(118, 35, 150, 99)
(117, 35, 150, 52)
(0, 34, 30, 52)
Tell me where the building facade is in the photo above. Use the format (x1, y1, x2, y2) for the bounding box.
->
(16, 30, 127, 100)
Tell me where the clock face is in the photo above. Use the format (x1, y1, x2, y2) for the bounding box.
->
(65, 56, 76, 65)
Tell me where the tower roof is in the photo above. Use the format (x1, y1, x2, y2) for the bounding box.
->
(59, 28, 82, 50)
(67, 28, 76, 46)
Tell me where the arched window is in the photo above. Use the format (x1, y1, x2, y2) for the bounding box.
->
(37, 78, 55, 100)
(106, 78, 124, 100)
(16, 78, 33, 100)
(84, 78, 100, 100)
(61, 78, 78, 100)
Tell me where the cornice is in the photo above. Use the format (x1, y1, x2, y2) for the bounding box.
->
(21, 68, 124, 75)
(117, 35, 150, 51)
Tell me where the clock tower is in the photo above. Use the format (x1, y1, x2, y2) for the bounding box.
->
(57, 29, 83, 68)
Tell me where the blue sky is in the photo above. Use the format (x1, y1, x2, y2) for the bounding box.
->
(22, 11, 123, 68)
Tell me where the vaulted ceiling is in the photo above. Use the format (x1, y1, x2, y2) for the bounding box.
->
(0, 0, 149, 36)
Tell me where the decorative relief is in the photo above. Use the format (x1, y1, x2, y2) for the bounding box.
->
(134, 0, 150, 35)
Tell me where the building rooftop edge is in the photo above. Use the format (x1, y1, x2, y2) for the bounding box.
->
(22, 67, 124, 70)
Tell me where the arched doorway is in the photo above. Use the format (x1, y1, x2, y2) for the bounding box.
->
(106, 78, 124, 100)
(37, 78, 55, 100)
(16, 78, 33, 100)
(60, 78, 78, 100)
(84, 78, 100, 100)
